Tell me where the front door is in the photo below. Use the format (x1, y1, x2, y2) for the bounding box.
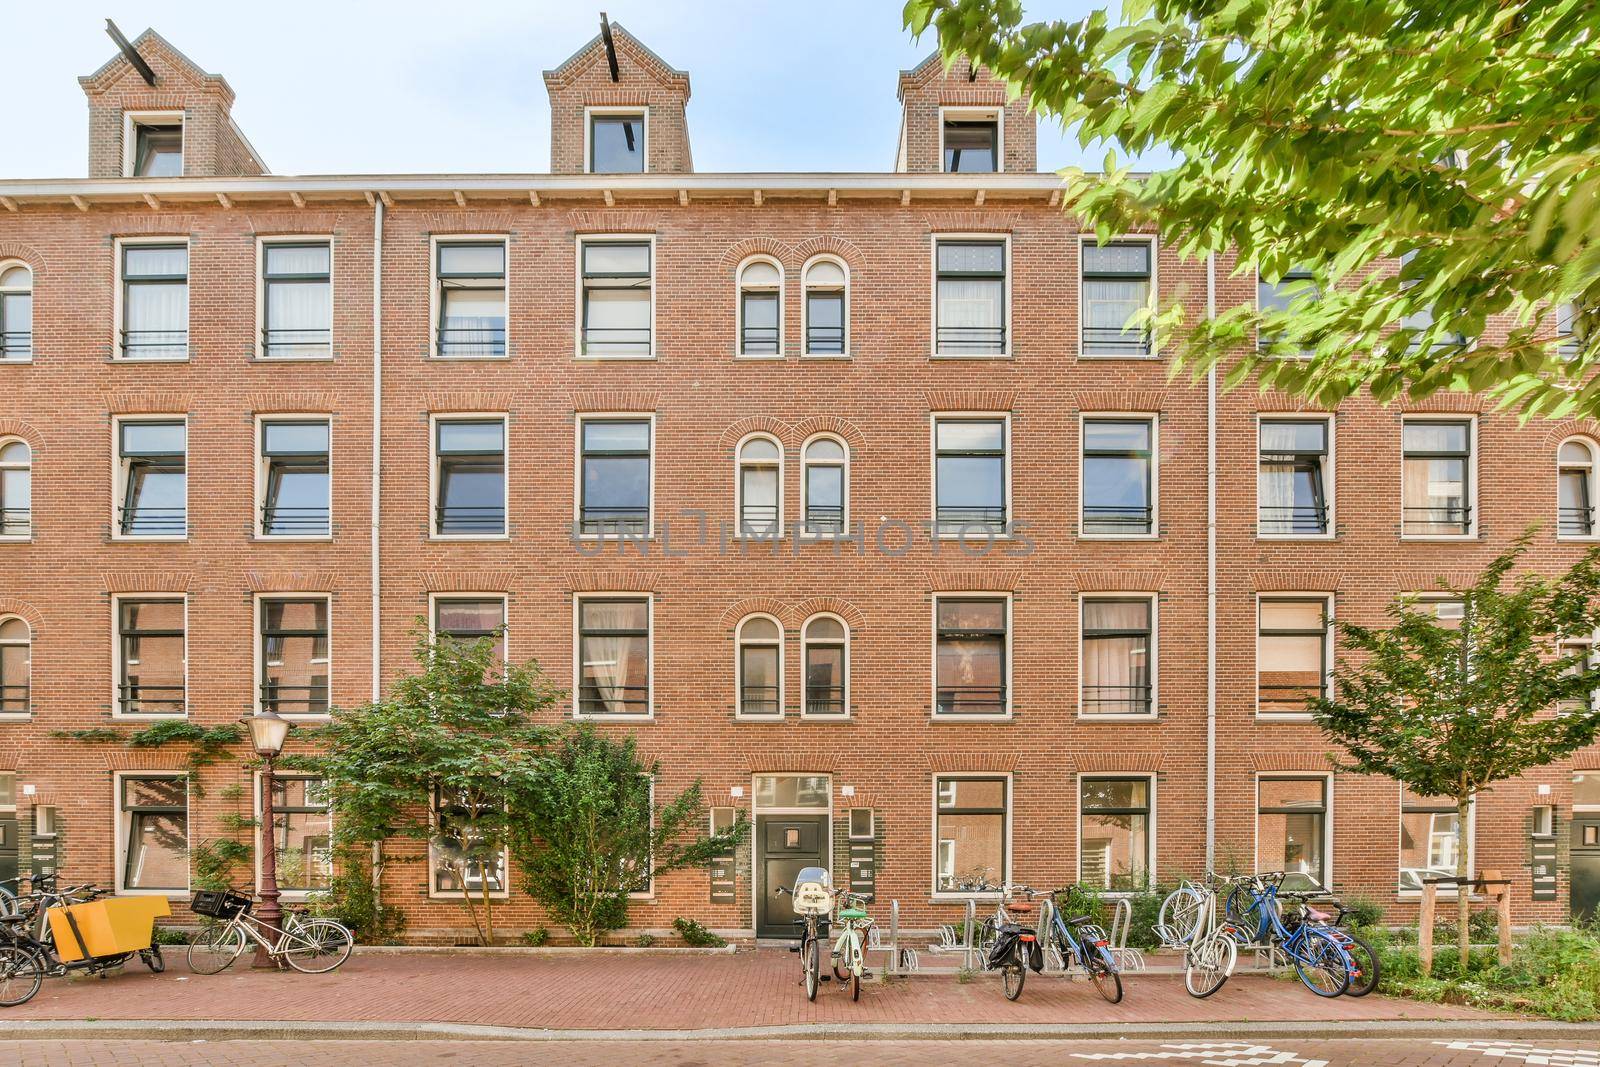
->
(1572, 816, 1600, 921)
(756, 814, 827, 938)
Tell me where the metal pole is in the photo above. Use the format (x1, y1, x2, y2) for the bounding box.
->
(964, 898, 976, 970)
(252, 755, 281, 968)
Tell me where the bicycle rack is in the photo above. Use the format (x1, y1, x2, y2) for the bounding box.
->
(1107, 896, 1147, 972)
(963, 898, 977, 971)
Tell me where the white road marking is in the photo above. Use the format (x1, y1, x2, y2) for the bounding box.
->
(1437, 1041, 1600, 1067)
(1072, 1042, 1328, 1067)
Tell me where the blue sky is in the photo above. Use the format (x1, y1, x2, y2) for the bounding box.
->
(2, 0, 1173, 178)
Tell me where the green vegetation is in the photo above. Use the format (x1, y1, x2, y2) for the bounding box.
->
(1376, 926, 1600, 1021)
(304, 853, 407, 945)
(520, 927, 550, 947)
(672, 917, 727, 948)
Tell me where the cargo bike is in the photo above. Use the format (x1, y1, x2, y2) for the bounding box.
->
(1, 878, 170, 1007)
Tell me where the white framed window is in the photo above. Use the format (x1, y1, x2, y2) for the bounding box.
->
(431, 236, 507, 359)
(113, 594, 186, 719)
(0, 438, 31, 538)
(1559, 437, 1598, 539)
(1401, 416, 1476, 538)
(1079, 595, 1156, 719)
(1256, 595, 1332, 720)
(0, 261, 32, 361)
(113, 416, 187, 539)
(114, 238, 189, 361)
(802, 613, 849, 718)
(255, 594, 331, 719)
(1255, 264, 1320, 355)
(1079, 236, 1155, 357)
(932, 235, 1009, 357)
(430, 594, 508, 665)
(574, 593, 653, 719)
(1080, 414, 1157, 538)
(585, 107, 648, 174)
(801, 435, 848, 537)
(122, 111, 183, 177)
(256, 416, 331, 539)
(430, 414, 507, 539)
(257, 238, 332, 359)
(801, 256, 848, 357)
(578, 236, 655, 358)
(932, 773, 1010, 896)
(932, 593, 1011, 719)
(736, 256, 782, 357)
(932, 414, 1010, 537)
(940, 106, 1002, 173)
(1078, 774, 1155, 892)
(1258, 416, 1333, 538)
(576, 414, 653, 538)
(735, 433, 782, 537)
(1399, 786, 1475, 895)
(0, 615, 30, 717)
(429, 784, 508, 899)
(736, 614, 783, 718)
(256, 774, 333, 898)
(1255, 774, 1331, 891)
(114, 772, 188, 895)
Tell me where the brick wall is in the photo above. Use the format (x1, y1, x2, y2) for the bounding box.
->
(897, 55, 1036, 173)
(543, 23, 693, 176)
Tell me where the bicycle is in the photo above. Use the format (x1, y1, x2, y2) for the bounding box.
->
(983, 884, 1042, 1001)
(1226, 873, 1352, 997)
(829, 891, 874, 1002)
(1282, 892, 1380, 998)
(1167, 876, 1240, 998)
(0, 916, 45, 1006)
(1035, 886, 1122, 1003)
(777, 867, 837, 1001)
(186, 889, 353, 975)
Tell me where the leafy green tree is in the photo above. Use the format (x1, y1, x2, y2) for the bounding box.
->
(512, 724, 747, 947)
(1308, 536, 1600, 969)
(310, 623, 559, 944)
(905, 0, 1599, 417)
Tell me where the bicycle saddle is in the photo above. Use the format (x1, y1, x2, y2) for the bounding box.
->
(839, 907, 869, 920)
(1305, 906, 1332, 922)
(1007, 901, 1034, 912)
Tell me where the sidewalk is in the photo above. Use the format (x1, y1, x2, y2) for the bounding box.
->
(3, 949, 1493, 1034)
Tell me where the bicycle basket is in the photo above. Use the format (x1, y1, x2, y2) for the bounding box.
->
(191, 889, 252, 919)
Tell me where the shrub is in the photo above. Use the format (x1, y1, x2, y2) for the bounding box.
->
(1340, 896, 1385, 931)
(304, 857, 407, 945)
(521, 927, 549, 947)
(633, 933, 657, 947)
(672, 917, 727, 947)
(1378, 925, 1600, 1021)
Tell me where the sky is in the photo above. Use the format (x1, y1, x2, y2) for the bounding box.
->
(0, 0, 1175, 179)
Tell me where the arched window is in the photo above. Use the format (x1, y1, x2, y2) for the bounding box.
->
(802, 435, 848, 535)
(802, 258, 847, 356)
(0, 616, 29, 715)
(1559, 438, 1598, 538)
(0, 439, 30, 538)
(803, 614, 848, 717)
(737, 615, 782, 717)
(737, 258, 782, 357)
(0, 263, 31, 361)
(737, 435, 782, 536)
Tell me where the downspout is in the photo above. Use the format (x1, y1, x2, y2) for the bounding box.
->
(1205, 251, 1218, 874)
(370, 193, 385, 888)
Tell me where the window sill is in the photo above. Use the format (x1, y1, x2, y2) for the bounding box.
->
(428, 354, 511, 362)
(574, 533, 655, 542)
(251, 355, 335, 364)
(798, 531, 856, 542)
(0, 714, 32, 722)
(1257, 533, 1336, 542)
(253, 534, 334, 544)
(0, 535, 33, 544)
(107, 356, 191, 364)
(801, 352, 852, 360)
(1256, 713, 1316, 723)
(572, 712, 655, 723)
(0, 358, 35, 366)
(429, 534, 510, 542)
(112, 712, 189, 721)
(1077, 713, 1158, 723)
(1077, 352, 1160, 361)
(930, 352, 1012, 361)
(272, 714, 332, 724)
(111, 535, 189, 544)
(735, 353, 785, 361)
(1557, 535, 1600, 544)
(935, 532, 1014, 542)
(1400, 533, 1479, 542)
(735, 713, 785, 722)
(931, 892, 1003, 903)
(1078, 533, 1159, 542)
(574, 353, 658, 362)
(118, 888, 190, 899)
(930, 713, 1013, 723)
(800, 713, 851, 722)
(428, 891, 511, 902)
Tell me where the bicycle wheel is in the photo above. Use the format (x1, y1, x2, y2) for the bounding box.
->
(1087, 945, 1124, 1004)
(1225, 886, 1261, 938)
(1157, 886, 1204, 944)
(187, 921, 247, 975)
(0, 945, 44, 1007)
(140, 943, 165, 973)
(0, 886, 17, 919)
(281, 918, 354, 974)
(1293, 929, 1351, 997)
(1184, 933, 1236, 999)
(1337, 931, 1380, 997)
(1002, 949, 1026, 1001)
(804, 934, 820, 1002)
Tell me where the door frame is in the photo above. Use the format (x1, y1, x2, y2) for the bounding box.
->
(750, 773, 832, 936)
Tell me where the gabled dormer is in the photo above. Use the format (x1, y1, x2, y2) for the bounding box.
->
(543, 20, 693, 175)
(79, 27, 266, 179)
(895, 53, 1035, 174)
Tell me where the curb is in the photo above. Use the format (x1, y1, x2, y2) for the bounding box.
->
(6, 1018, 1600, 1044)
(353, 944, 738, 956)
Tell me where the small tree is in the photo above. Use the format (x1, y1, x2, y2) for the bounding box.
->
(312, 623, 559, 944)
(1309, 535, 1600, 969)
(512, 724, 747, 947)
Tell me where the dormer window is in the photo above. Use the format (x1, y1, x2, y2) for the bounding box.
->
(589, 110, 646, 174)
(125, 113, 183, 177)
(942, 109, 999, 173)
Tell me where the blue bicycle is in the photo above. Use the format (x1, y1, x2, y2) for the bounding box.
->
(1033, 886, 1123, 1003)
(1225, 872, 1351, 997)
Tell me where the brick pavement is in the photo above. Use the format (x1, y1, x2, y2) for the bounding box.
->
(2, 950, 1487, 1030)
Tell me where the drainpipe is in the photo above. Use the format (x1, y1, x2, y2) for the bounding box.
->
(370, 193, 385, 888)
(1205, 251, 1218, 874)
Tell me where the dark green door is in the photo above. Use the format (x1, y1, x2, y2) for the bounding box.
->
(1572, 816, 1600, 921)
(0, 816, 16, 889)
(756, 814, 827, 938)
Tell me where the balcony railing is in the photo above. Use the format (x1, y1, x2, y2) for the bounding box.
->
(119, 329, 188, 359)
(1080, 683, 1152, 716)
(804, 505, 845, 534)
(740, 326, 779, 355)
(1083, 504, 1153, 535)
(118, 506, 187, 536)
(935, 685, 1007, 716)
(582, 326, 652, 356)
(577, 682, 650, 715)
(805, 685, 846, 716)
(1403, 504, 1472, 536)
(436, 326, 506, 358)
(118, 683, 185, 715)
(935, 324, 1006, 355)
(1259, 504, 1329, 536)
(260, 683, 330, 716)
(0, 684, 29, 714)
(1083, 326, 1152, 356)
(1258, 682, 1327, 711)
(0, 507, 30, 537)
(935, 505, 1007, 534)
(1560, 505, 1596, 537)
(805, 325, 845, 354)
(739, 684, 780, 717)
(261, 505, 330, 537)
(262, 327, 333, 359)
(739, 504, 780, 537)
(435, 505, 506, 535)
(0, 331, 31, 360)
(580, 506, 649, 537)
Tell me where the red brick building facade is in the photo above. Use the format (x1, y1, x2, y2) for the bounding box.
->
(0, 25, 1593, 941)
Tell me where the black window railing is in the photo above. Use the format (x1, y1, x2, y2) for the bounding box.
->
(1560, 506, 1596, 537)
(1403, 504, 1472, 535)
(1258, 682, 1327, 710)
(806, 324, 845, 354)
(0, 684, 29, 714)
(262, 328, 332, 359)
(739, 684, 780, 716)
(259, 683, 330, 716)
(435, 505, 506, 535)
(580, 506, 649, 536)
(936, 324, 1006, 355)
(935, 505, 1007, 533)
(1083, 504, 1153, 535)
(740, 325, 780, 355)
(0, 331, 31, 359)
(578, 683, 650, 715)
(118, 506, 186, 536)
(261, 505, 330, 537)
(805, 685, 846, 716)
(804, 505, 845, 533)
(118, 683, 185, 715)
(1259, 504, 1329, 535)
(739, 503, 779, 535)
(437, 326, 506, 358)
(1083, 326, 1152, 356)
(119, 329, 188, 359)
(1080, 684, 1153, 716)
(582, 326, 652, 355)
(935, 685, 1007, 716)
(0, 507, 30, 537)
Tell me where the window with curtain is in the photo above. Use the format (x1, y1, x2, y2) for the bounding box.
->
(262, 243, 332, 358)
(1257, 599, 1329, 714)
(935, 240, 1006, 354)
(738, 259, 781, 355)
(1082, 242, 1151, 355)
(260, 419, 330, 536)
(0, 617, 30, 715)
(935, 597, 1006, 716)
(1559, 439, 1597, 537)
(943, 118, 997, 173)
(581, 241, 652, 356)
(264, 777, 333, 893)
(118, 598, 185, 716)
(0, 439, 30, 537)
(737, 616, 781, 717)
(120, 244, 188, 359)
(433, 418, 505, 536)
(1081, 598, 1152, 716)
(577, 597, 650, 715)
(1258, 419, 1329, 535)
(804, 615, 847, 716)
(1082, 418, 1153, 535)
(120, 776, 188, 891)
(935, 777, 1007, 892)
(1402, 420, 1471, 535)
(802, 437, 847, 534)
(1079, 778, 1151, 891)
(1256, 264, 1319, 353)
(259, 597, 329, 717)
(433, 598, 506, 664)
(803, 259, 846, 354)
(737, 436, 781, 536)
(118, 419, 186, 536)
(589, 112, 646, 173)
(435, 242, 506, 358)
(1400, 788, 1467, 891)
(934, 418, 1006, 534)
(0, 264, 31, 360)
(580, 418, 651, 535)
(1257, 777, 1327, 890)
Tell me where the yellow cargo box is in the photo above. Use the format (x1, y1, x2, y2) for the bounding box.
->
(47, 896, 172, 962)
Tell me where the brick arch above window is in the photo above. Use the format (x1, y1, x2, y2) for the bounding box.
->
(0, 244, 46, 277)
(719, 598, 797, 631)
(1541, 420, 1600, 450)
(719, 415, 794, 453)
(792, 235, 868, 273)
(0, 419, 45, 455)
(720, 237, 794, 272)
(791, 416, 865, 451)
(795, 597, 865, 631)
(0, 597, 44, 635)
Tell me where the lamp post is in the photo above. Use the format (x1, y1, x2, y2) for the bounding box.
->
(247, 708, 292, 969)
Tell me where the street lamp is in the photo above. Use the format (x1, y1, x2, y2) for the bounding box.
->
(247, 709, 292, 968)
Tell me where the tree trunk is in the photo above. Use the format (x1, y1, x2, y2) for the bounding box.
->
(1456, 794, 1472, 970)
(481, 877, 495, 945)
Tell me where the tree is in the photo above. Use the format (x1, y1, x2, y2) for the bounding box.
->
(512, 724, 748, 947)
(1307, 535, 1600, 969)
(905, 0, 1599, 418)
(311, 624, 559, 944)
